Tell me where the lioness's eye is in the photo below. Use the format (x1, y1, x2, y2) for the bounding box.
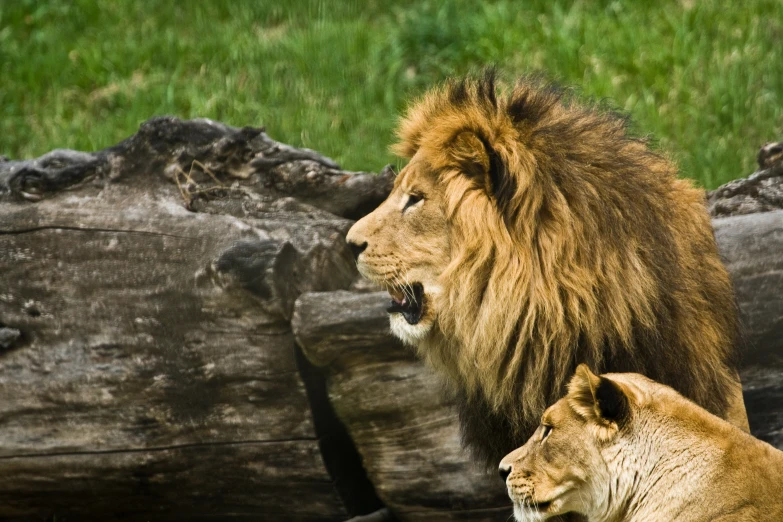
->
(403, 193, 423, 212)
(540, 425, 552, 442)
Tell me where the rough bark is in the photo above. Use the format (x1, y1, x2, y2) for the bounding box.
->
(0, 117, 380, 520)
(707, 140, 783, 447)
(713, 210, 783, 447)
(0, 116, 394, 220)
(293, 292, 511, 522)
(0, 441, 342, 521)
(707, 140, 783, 217)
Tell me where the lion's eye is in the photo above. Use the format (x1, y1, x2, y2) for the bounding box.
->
(403, 193, 423, 212)
(540, 425, 553, 442)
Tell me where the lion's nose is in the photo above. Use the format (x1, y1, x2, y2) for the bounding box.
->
(499, 463, 512, 482)
(348, 240, 368, 261)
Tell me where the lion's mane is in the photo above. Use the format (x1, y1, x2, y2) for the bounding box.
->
(393, 71, 740, 464)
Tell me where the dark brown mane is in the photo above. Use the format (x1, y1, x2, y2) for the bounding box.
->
(394, 71, 741, 465)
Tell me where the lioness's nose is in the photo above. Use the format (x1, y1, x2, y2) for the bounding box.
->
(348, 240, 368, 261)
(499, 463, 511, 482)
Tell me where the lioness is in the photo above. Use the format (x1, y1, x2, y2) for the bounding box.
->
(500, 365, 783, 522)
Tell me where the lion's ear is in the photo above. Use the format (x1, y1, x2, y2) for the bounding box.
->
(449, 131, 491, 186)
(568, 364, 629, 428)
(449, 131, 511, 210)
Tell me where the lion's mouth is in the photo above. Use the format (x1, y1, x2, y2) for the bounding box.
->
(386, 282, 424, 325)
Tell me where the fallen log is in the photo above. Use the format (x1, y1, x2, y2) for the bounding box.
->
(708, 144, 783, 447)
(0, 118, 383, 520)
(713, 210, 783, 447)
(293, 291, 512, 521)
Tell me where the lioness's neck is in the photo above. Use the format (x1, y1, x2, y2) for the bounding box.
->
(595, 409, 783, 522)
(608, 427, 719, 522)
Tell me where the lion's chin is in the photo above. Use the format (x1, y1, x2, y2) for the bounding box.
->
(389, 313, 433, 346)
(512, 504, 551, 522)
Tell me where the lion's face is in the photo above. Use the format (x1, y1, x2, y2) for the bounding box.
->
(346, 155, 449, 344)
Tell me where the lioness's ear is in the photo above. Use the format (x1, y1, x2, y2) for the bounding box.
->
(568, 364, 602, 420)
(449, 131, 511, 211)
(594, 376, 630, 427)
(568, 364, 629, 428)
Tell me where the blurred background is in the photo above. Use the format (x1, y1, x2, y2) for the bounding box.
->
(2, 0, 782, 188)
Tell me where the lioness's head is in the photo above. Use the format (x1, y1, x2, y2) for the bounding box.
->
(499, 365, 634, 520)
(499, 365, 707, 521)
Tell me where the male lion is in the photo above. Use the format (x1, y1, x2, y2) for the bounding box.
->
(346, 71, 748, 464)
(500, 365, 783, 521)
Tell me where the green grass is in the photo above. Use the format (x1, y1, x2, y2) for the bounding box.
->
(1, 0, 782, 188)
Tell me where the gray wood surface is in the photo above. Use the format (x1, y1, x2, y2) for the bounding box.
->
(294, 291, 512, 522)
(714, 210, 783, 447)
(0, 194, 353, 520)
(0, 441, 342, 520)
(0, 118, 367, 520)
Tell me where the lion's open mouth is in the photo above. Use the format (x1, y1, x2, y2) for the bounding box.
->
(386, 282, 424, 325)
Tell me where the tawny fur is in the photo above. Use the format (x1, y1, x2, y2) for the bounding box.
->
(348, 71, 746, 465)
(500, 367, 783, 522)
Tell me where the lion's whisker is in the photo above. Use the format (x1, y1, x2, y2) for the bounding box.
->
(401, 269, 418, 305)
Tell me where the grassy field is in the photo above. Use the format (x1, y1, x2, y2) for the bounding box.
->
(1, 0, 782, 188)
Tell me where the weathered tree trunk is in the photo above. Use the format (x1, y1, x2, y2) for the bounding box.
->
(0, 118, 388, 521)
(713, 210, 783, 446)
(707, 143, 783, 446)
(293, 291, 512, 521)
(0, 121, 781, 521)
